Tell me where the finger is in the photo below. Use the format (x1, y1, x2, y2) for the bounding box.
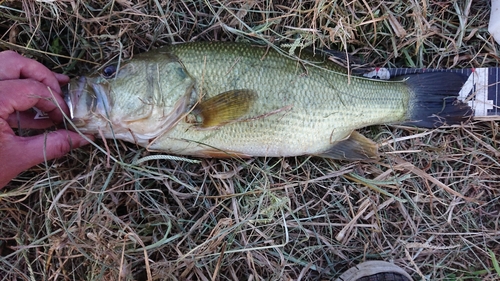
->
(0, 50, 62, 94)
(0, 118, 14, 135)
(0, 130, 93, 188)
(20, 130, 93, 161)
(0, 120, 19, 188)
(54, 72, 70, 85)
(6, 111, 56, 129)
(0, 79, 69, 123)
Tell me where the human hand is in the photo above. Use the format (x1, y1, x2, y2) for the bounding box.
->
(0, 50, 93, 189)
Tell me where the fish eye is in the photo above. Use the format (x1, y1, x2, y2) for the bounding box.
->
(103, 65, 117, 78)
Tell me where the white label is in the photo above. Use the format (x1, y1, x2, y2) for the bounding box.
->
(363, 68, 391, 80)
(458, 68, 495, 117)
(33, 107, 49, 119)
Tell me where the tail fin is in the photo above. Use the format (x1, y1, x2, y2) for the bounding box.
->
(402, 72, 472, 128)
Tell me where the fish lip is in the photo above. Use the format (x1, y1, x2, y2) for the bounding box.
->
(64, 76, 87, 119)
(90, 83, 111, 116)
(63, 75, 111, 123)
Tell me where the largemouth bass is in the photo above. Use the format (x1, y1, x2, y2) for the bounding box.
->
(65, 42, 471, 160)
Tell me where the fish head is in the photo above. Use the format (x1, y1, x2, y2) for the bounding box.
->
(64, 51, 196, 144)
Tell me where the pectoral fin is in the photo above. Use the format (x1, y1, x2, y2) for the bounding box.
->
(318, 131, 379, 161)
(193, 89, 257, 128)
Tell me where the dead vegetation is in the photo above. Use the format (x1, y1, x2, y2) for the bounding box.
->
(0, 0, 499, 280)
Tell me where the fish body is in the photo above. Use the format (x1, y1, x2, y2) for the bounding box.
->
(65, 42, 470, 160)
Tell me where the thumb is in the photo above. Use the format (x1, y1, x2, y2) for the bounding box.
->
(19, 130, 92, 164)
(1, 130, 92, 188)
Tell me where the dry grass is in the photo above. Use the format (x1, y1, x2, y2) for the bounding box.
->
(1, 0, 499, 280)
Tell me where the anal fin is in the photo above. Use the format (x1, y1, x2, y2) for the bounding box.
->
(317, 131, 379, 161)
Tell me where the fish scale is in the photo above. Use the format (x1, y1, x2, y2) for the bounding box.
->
(66, 42, 471, 160)
(152, 42, 408, 157)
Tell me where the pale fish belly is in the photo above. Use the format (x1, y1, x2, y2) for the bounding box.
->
(147, 90, 404, 157)
(148, 114, 353, 157)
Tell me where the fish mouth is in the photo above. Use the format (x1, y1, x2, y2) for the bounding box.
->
(63, 76, 111, 123)
(63, 76, 87, 120)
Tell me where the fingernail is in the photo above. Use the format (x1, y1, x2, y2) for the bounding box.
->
(78, 134, 94, 146)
